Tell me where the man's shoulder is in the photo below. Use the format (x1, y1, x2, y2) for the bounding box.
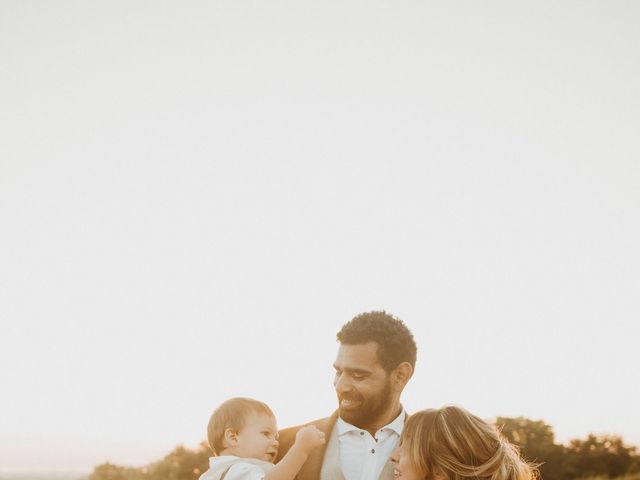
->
(276, 411, 339, 462)
(280, 414, 336, 434)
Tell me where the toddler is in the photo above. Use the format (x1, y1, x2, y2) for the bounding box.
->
(199, 397, 325, 480)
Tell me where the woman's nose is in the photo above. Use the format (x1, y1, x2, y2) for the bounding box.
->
(390, 447, 400, 464)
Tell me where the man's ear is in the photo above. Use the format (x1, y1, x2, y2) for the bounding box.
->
(391, 362, 413, 392)
(223, 428, 239, 448)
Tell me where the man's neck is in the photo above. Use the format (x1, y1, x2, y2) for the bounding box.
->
(356, 403, 403, 437)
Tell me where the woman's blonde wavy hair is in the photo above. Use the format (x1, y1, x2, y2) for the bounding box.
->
(402, 406, 538, 480)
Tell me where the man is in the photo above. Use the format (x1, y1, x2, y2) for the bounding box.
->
(276, 311, 417, 480)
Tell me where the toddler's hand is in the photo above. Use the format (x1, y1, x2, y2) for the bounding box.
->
(294, 425, 325, 454)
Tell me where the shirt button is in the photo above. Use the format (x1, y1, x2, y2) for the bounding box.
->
(360, 431, 364, 435)
(371, 449, 375, 454)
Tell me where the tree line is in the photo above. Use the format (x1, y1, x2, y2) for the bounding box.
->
(497, 417, 639, 480)
(89, 417, 640, 480)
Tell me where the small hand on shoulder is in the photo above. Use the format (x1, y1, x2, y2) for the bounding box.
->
(294, 425, 325, 454)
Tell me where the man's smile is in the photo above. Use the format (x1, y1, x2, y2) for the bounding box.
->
(340, 398, 361, 409)
(339, 393, 363, 410)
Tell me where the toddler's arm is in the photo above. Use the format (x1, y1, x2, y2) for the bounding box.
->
(265, 425, 325, 480)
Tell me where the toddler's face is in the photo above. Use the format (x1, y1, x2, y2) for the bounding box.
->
(235, 412, 279, 463)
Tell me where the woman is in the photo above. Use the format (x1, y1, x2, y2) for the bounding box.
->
(391, 406, 538, 480)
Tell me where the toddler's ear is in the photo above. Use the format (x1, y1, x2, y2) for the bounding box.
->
(223, 428, 239, 448)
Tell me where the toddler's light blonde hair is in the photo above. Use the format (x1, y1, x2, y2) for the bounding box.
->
(402, 406, 538, 480)
(207, 397, 275, 455)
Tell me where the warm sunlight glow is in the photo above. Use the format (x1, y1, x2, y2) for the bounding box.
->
(1, 1, 638, 477)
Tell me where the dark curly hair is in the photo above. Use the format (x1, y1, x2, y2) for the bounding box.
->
(336, 310, 417, 372)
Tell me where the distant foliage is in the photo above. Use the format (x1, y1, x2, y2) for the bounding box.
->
(565, 435, 640, 480)
(90, 420, 640, 480)
(89, 462, 143, 480)
(89, 443, 210, 480)
(497, 416, 565, 480)
(496, 417, 640, 480)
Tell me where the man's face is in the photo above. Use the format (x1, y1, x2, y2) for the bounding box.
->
(234, 412, 279, 463)
(333, 341, 394, 428)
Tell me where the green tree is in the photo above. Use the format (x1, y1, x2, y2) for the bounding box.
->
(564, 435, 639, 479)
(145, 443, 210, 480)
(89, 443, 210, 480)
(89, 462, 145, 480)
(496, 416, 565, 480)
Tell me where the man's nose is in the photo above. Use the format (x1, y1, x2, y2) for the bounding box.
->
(273, 438, 279, 448)
(334, 372, 353, 394)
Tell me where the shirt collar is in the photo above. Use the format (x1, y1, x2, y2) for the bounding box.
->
(336, 406, 406, 436)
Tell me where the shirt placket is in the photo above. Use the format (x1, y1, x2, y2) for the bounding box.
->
(359, 431, 377, 480)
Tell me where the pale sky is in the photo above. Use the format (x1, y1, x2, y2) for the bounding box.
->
(1, 0, 639, 473)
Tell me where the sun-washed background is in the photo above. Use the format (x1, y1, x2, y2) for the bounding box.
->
(1, 0, 639, 474)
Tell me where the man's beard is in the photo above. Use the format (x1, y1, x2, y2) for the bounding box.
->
(338, 377, 393, 428)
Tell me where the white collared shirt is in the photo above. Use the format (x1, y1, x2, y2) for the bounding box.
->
(200, 456, 274, 480)
(336, 409, 405, 480)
